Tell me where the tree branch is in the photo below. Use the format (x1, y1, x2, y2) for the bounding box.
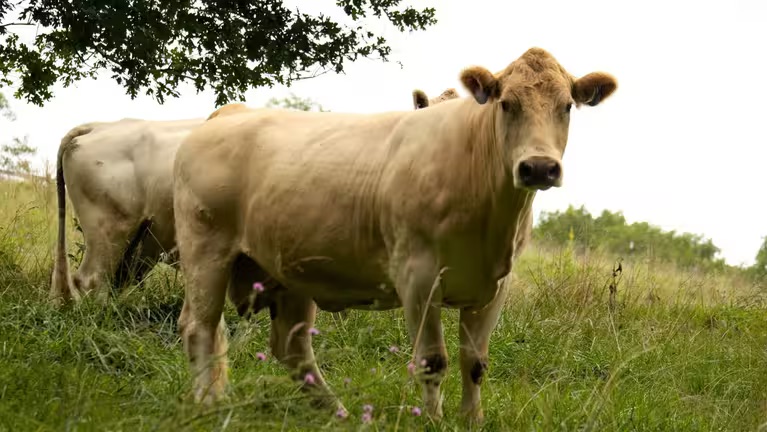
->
(0, 22, 34, 29)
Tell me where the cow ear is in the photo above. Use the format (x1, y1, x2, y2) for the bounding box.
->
(412, 89, 430, 110)
(572, 72, 617, 107)
(460, 66, 499, 105)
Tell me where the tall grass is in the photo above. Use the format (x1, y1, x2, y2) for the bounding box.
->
(1, 177, 766, 431)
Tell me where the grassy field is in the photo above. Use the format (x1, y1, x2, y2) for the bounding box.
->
(1, 177, 767, 431)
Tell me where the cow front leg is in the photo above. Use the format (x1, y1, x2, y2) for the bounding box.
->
(269, 291, 344, 413)
(398, 253, 447, 420)
(458, 280, 509, 423)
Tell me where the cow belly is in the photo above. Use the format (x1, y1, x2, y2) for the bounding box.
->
(279, 266, 400, 312)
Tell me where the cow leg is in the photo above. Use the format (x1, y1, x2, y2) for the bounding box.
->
(269, 291, 343, 412)
(458, 280, 509, 423)
(72, 208, 139, 302)
(113, 219, 159, 294)
(398, 252, 447, 420)
(176, 239, 234, 404)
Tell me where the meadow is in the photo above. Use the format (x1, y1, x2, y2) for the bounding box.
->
(1, 176, 766, 431)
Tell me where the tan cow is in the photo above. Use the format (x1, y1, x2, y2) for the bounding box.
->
(50, 118, 206, 304)
(412, 88, 460, 110)
(171, 47, 617, 422)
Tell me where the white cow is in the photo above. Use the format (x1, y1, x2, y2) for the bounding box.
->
(50, 118, 205, 303)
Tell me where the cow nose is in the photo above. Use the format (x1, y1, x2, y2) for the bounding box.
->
(517, 156, 562, 189)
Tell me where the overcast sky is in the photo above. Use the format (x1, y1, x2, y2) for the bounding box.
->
(2, 0, 766, 267)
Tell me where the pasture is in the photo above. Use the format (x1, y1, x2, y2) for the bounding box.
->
(1, 177, 766, 431)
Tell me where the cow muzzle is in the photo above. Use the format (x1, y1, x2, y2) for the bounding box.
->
(516, 156, 562, 190)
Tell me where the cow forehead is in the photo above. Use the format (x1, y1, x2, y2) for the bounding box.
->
(498, 48, 573, 102)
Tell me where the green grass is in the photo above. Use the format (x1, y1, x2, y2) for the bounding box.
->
(1, 178, 767, 431)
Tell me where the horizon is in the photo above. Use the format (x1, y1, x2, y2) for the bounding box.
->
(2, 0, 765, 267)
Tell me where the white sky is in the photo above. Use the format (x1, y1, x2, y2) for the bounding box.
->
(2, 0, 766, 267)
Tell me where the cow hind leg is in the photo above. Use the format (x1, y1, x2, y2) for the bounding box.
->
(458, 280, 509, 424)
(397, 252, 448, 420)
(176, 238, 234, 405)
(72, 208, 141, 302)
(269, 291, 344, 413)
(112, 219, 158, 294)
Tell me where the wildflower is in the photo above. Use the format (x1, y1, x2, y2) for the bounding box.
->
(389, 345, 399, 353)
(407, 362, 416, 375)
(304, 373, 316, 385)
(420, 359, 427, 367)
(256, 352, 266, 361)
(411, 406, 422, 416)
(336, 408, 348, 419)
(361, 412, 372, 423)
(343, 377, 352, 386)
(363, 404, 374, 413)
(253, 282, 265, 293)
(309, 327, 320, 336)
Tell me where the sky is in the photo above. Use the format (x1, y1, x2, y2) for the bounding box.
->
(2, 0, 766, 267)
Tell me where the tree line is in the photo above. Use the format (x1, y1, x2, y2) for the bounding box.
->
(533, 204, 767, 281)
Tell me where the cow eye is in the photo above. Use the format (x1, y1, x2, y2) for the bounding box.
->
(501, 100, 512, 112)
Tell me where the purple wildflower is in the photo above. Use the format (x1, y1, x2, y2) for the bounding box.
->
(253, 282, 265, 293)
(336, 408, 348, 419)
(363, 404, 374, 413)
(411, 406, 422, 416)
(361, 412, 372, 423)
(389, 346, 399, 353)
(309, 327, 320, 336)
(256, 352, 266, 361)
(304, 373, 316, 385)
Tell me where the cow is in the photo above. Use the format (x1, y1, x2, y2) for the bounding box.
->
(412, 88, 460, 110)
(50, 118, 206, 304)
(171, 46, 617, 422)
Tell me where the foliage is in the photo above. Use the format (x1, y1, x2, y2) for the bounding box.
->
(0, 91, 16, 120)
(533, 205, 727, 271)
(0, 91, 36, 176)
(0, 136, 36, 174)
(0, 0, 437, 106)
(265, 93, 328, 112)
(750, 236, 767, 281)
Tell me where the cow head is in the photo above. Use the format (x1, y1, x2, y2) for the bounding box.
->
(412, 88, 460, 110)
(458, 47, 617, 191)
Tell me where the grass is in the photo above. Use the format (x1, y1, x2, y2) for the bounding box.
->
(1, 177, 767, 431)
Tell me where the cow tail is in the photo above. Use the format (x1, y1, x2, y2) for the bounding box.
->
(50, 124, 94, 304)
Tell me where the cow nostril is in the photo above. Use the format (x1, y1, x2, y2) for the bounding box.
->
(519, 162, 533, 180)
(547, 163, 561, 180)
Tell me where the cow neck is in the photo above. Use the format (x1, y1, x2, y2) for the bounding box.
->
(464, 101, 536, 269)
(459, 100, 507, 208)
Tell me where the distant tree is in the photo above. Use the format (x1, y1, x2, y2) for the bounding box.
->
(0, 91, 15, 120)
(0, 92, 36, 176)
(0, 0, 437, 106)
(266, 93, 328, 112)
(534, 205, 726, 271)
(1, 136, 36, 175)
(751, 236, 767, 281)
